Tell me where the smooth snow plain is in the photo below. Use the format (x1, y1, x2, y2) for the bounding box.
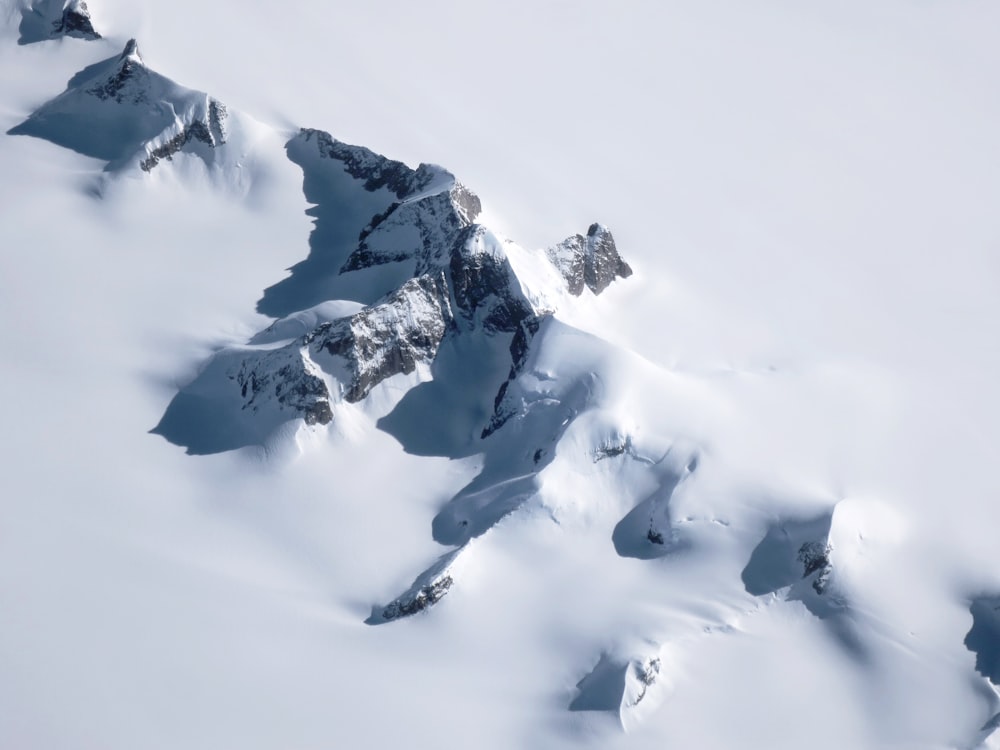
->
(2, 2, 1000, 748)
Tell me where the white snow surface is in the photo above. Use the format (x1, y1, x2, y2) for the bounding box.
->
(2, 2, 1000, 749)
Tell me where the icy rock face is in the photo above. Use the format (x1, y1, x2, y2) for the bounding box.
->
(797, 540, 833, 594)
(155, 121, 632, 465)
(345, 184, 482, 273)
(378, 575, 453, 622)
(18, 0, 100, 44)
(213, 273, 453, 430)
(8, 39, 231, 173)
(546, 223, 633, 296)
(482, 313, 547, 438)
(141, 99, 227, 171)
(449, 225, 535, 333)
(306, 273, 453, 402)
(55, 0, 99, 39)
(366, 548, 463, 624)
(741, 512, 835, 597)
(230, 346, 333, 427)
(302, 128, 441, 198)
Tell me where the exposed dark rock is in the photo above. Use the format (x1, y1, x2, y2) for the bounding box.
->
(798, 541, 833, 594)
(307, 273, 453, 402)
(87, 39, 149, 103)
(380, 575, 453, 621)
(633, 657, 661, 705)
(140, 100, 228, 171)
(343, 183, 480, 274)
(646, 527, 665, 545)
(55, 0, 100, 39)
(449, 225, 534, 333)
(482, 313, 548, 438)
(18, 0, 100, 44)
(299, 128, 439, 197)
(741, 513, 835, 597)
(231, 347, 333, 426)
(594, 436, 631, 461)
(546, 223, 632, 296)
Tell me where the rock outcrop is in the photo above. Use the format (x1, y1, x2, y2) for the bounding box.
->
(546, 223, 632, 296)
(9, 39, 235, 174)
(18, 0, 100, 44)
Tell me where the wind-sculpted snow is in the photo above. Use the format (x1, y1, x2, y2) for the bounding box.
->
(18, 0, 100, 44)
(740, 506, 869, 658)
(570, 652, 663, 718)
(8, 39, 238, 175)
(612, 452, 695, 560)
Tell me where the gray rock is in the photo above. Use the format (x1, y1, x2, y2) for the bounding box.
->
(307, 273, 453, 402)
(55, 0, 100, 39)
(379, 575, 453, 621)
(546, 223, 633, 296)
(298, 128, 439, 198)
(449, 225, 534, 333)
(141, 100, 227, 171)
(18, 0, 100, 44)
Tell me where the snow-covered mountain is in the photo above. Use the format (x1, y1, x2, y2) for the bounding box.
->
(3, 3, 1000, 749)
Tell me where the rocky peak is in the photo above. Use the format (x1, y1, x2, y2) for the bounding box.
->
(10, 38, 236, 175)
(17, 0, 100, 44)
(86, 39, 152, 103)
(140, 98, 228, 171)
(449, 225, 536, 333)
(55, 0, 100, 39)
(306, 273, 454, 402)
(547, 222, 633, 296)
(120, 38, 142, 62)
(299, 128, 446, 198)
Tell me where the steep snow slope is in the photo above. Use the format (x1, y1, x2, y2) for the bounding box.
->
(2, 3, 1000, 750)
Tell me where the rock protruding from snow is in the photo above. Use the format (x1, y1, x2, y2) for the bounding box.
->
(343, 175, 480, 275)
(482, 314, 547, 438)
(18, 0, 100, 44)
(141, 99, 228, 171)
(366, 548, 462, 624)
(307, 273, 453, 402)
(155, 273, 455, 453)
(570, 652, 663, 716)
(546, 223, 632, 296)
(230, 346, 333, 428)
(449, 226, 535, 333)
(966, 596, 1000, 685)
(8, 39, 234, 174)
(741, 512, 835, 597)
(629, 656, 662, 707)
(302, 127, 443, 198)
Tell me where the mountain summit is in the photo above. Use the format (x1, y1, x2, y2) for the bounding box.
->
(9, 38, 238, 176)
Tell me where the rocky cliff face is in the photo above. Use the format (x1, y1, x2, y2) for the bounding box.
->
(230, 345, 334, 427)
(153, 115, 632, 462)
(54, 0, 99, 39)
(9, 39, 235, 174)
(306, 273, 454, 402)
(547, 223, 632, 296)
(18, 0, 100, 44)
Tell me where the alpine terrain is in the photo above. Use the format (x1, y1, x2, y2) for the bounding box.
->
(2, 2, 1000, 749)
